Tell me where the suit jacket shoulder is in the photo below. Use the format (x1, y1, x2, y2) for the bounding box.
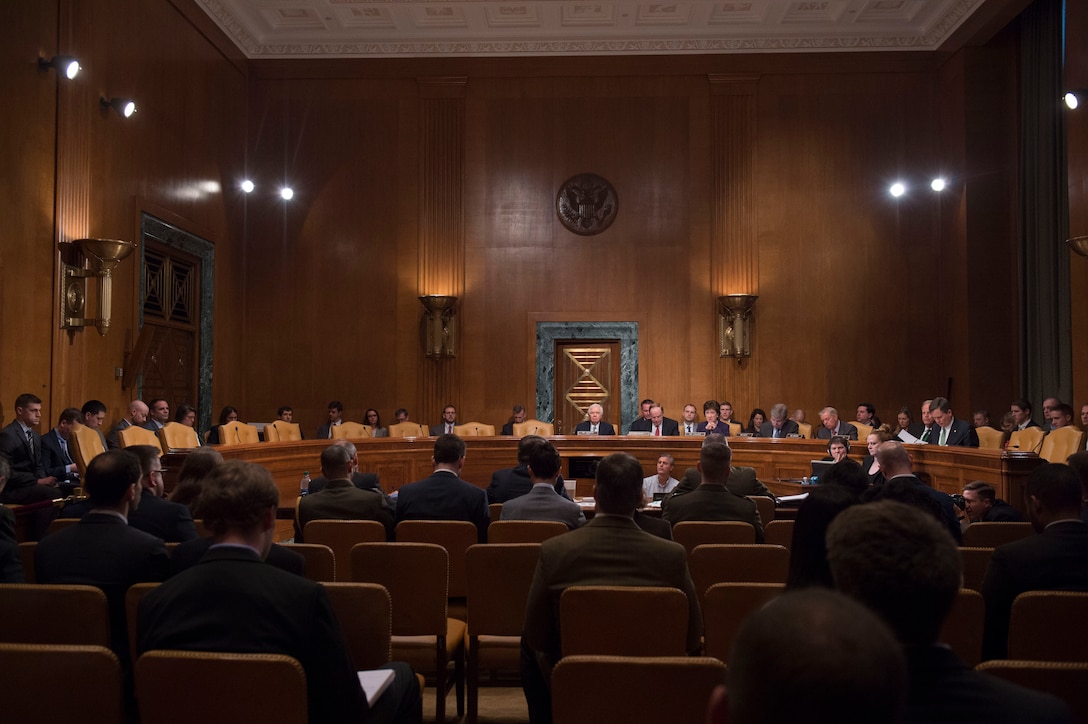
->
(500, 485, 585, 529)
(661, 483, 765, 541)
(129, 494, 199, 543)
(396, 472, 490, 542)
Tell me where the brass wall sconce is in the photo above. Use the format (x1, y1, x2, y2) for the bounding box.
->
(718, 294, 758, 360)
(419, 295, 458, 359)
(1067, 236, 1088, 257)
(60, 238, 138, 336)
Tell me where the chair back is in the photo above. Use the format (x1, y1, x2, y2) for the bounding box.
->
(852, 422, 873, 440)
(958, 546, 994, 592)
(962, 521, 1034, 548)
(487, 520, 568, 544)
(136, 650, 308, 724)
(975, 426, 1006, 450)
(976, 660, 1088, 722)
(216, 420, 260, 446)
(395, 519, 477, 598)
(321, 582, 393, 668)
(747, 495, 774, 525)
(1008, 591, 1088, 661)
(1008, 427, 1045, 453)
(157, 422, 200, 451)
(281, 543, 336, 582)
(489, 502, 503, 523)
(512, 420, 554, 437)
(453, 422, 496, 436)
(47, 517, 80, 536)
(125, 582, 161, 665)
(728, 422, 743, 437)
(303, 520, 386, 580)
(1040, 426, 1088, 463)
(68, 422, 105, 476)
(18, 542, 37, 583)
(465, 544, 541, 638)
(332, 422, 373, 439)
(351, 542, 449, 635)
(763, 519, 794, 550)
(119, 425, 165, 452)
(0, 583, 109, 646)
(388, 421, 428, 438)
(551, 655, 726, 724)
(0, 643, 123, 724)
(264, 421, 302, 442)
(702, 582, 784, 661)
(688, 544, 790, 601)
(939, 588, 985, 666)
(560, 586, 690, 657)
(796, 421, 813, 439)
(672, 520, 757, 555)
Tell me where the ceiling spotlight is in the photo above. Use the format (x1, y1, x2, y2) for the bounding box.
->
(1063, 90, 1088, 110)
(100, 97, 137, 118)
(39, 55, 81, 80)
(930, 178, 946, 192)
(889, 182, 906, 198)
(280, 187, 294, 201)
(240, 179, 255, 193)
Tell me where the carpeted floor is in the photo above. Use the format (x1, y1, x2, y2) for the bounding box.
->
(423, 685, 529, 723)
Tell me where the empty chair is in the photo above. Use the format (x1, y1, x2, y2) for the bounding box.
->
(395, 519, 477, 616)
(763, 519, 794, 550)
(512, 420, 554, 437)
(157, 422, 200, 451)
(68, 422, 106, 476)
(487, 520, 567, 544)
(264, 420, 302, 442)
(281, 543, 336, 582)
(1008, 591, 1088, 661)
(488, 503, 503, 523)
(852, 422, 873, 440)
(688, 544, 790, 602)
(958, 546, 995, 592)
(321, 582, 393, 669)
(388, 421, 429, 438)
(1040, 427, 1088, 463)
(351, 542, 465, 723)
(118, 424, 165, 452)
(0, 583, 109, 646)
(672, 520, 757, 555)
(977, 660, 1088, 721)
(1008, 427, 1045, 454)
(0, 643, 123, 724)
(464, 543, 542, 724)
(332, 422, 373, 439)
(975, 426, 1006, 450)
(550, 655, 726, 724)
(216, 421, 260, 446)
(702, 582, 784, 662)
(938, 588, 985, 667)
(728, 422, 743, 437)
(136, 650, 308, 724)
(796, 422, 813, 439)
(303, 519, 386, 581)
(453, 422, 496, 436)
(560, 586, 690, 657)
(962, 522, 1034, 548)
(747, 495, 775, 525)
(126, 581, 161, 666)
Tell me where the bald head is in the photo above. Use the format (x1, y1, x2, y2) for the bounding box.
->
(874, 441, 912, 478)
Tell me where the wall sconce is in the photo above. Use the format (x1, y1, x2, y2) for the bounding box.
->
(60, 238, 138, 336)
(419, 295, 458, 359)
(100, 97, 137, 118)
(39, 55, 81, 80)
(1068, 236, 1088, 257)
(718, 294, 758, 360)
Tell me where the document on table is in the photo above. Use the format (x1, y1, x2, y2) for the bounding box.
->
(897, 430, 922, 444)
(358, 669, 395, 706)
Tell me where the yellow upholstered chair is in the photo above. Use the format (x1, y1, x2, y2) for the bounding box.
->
(125, 582, 161, 665)
(1008, 591, 1088, 661)
(702, 582, 784, 662)
(688, 544, 790, 602)
(1040, 426, 1087, 463)
(763, 519, 794, 550)
(1008, 427, 1045, 453)
(958, 546, 995, 592)
(281, 543, 337, 582)
(68, 422, 105, 476)
(671, 521, 757, 555)
(486, 520, 567, 544)
(0, 583, 110, 647)
(302, 520, 386, 580)
(388, 421, 429, 438)
(962, 522, 1034, 548)
(157, 422, 200, 451)
(975, 426, 1006, 450)
(512, 420, 554, 437)
(119, 424, 166, 453)
(321, 582, 393, 669)
(976, 660, 1088, 721)
(796, 422, 813, 439)
(728, 422, 743, 437)
(747, 495, 774, 525)
(136, 651, 308, 724)
(216, 421, 260, 446)
(332, 421, 373, 439)
(852, 422, 873, 440)
(938, 588, 985, 666)
(560, 586, 690, 657)
(395, 520, 477, 615)
(0, 643, 123, 724)
(264, 420, 302, 442)
(453, 422, 496, 436)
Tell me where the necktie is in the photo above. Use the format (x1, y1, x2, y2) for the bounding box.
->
(939, 427, 948, 445)
(654, 426, 660, 437)
(59, 437, 72, 464)
(26, 429, 33, 452)
(447, 424, 452, 434)
(686, 424, 693, 434)
(921, 428, 931, 442)
(591, 425, 598, 434)
(773, 428, 779, 438)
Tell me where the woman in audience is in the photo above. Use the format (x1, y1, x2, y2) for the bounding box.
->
(746, 408, 766, 436)
(894, 406, 913, 436)
(174, 404, 197, 428)
(786, 482, 860, 589)
(169, 446, 224, 516)
(206, 405, 240, 445)
(860, 426, 894, 487)
(365, 408, 388, 437)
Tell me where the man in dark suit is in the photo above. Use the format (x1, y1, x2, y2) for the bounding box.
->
(500, 404, 527, 436)
(928, 396, 980, 447)
(40, 406, 82, 493)
(671, 434, 774, 500)
(573, 403, 615, 435)
(307, 441, 383, 494)
(815, 406, 858, 440)
(644, 404, 680, 437)
(296, 443, 395, 541)
(499, 441, 585, 530)
(982, 463, 1088, 661)
(314, 400, 343, 440)
(905, 399, 934, 441)
(125, 444, 198, 543)
(487, 435, 571, 504)
(521, 452, 701, 724)
(429, 404, 458, 436)
(106, 399, 149, 449)
(627, 398, 655, 432)
(875, 441, 962, 544)
(138, 460, 421, 724)
(760, 403, 800, 439)
(395, 434, 490, 542)
(81, 399, 110, 448)
(0, 393, 62, 539)
(36, 449, 170, 667)
(662, 439, 764, 541)
(0, 456, 24, 582)
(962, 480, 1023, 522)
(1010, 398, 1043, 431)
(144, 397, 171, 431)
(169, 535, 305, 577)
(827, 500, 1072, 723)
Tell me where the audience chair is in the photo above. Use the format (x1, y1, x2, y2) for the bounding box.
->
(487, 520, 567, 544)
(332, 421, 373, 440)
(264, 420, 302, 442)
(975, 426, 1006, 450)
(746, 495, 775, 525)
(763, 519, 794, 550)
(395, 520, 477, 619)
(702, 582, 785, 662)
(672, 520, 757, 555)
(68, 422, 105, 476)
(551, 655, 726, 724)
(1008, 427, 1045, 454)
(958, 546, 995, 592)
(351, 542, 465, 723)
(46, 517, 80, 536)
(1008, 591, 1088, 661)
(796, 421, 813, 439)
(688, 544, 790, 603)
(136, 650, 308, 724)
(0, 583, 109, 646)
(216, 420, 260, 446)
(119, 424, 166, 452)
(126, 582, 161, 665)
(281, 543, 336, 582)
(321, 582, 393, 669)
(1040, 426, 1088, 463)
(939, 588, 985, 667)
(17, 541, 36, 583)
(157, 422, 200, 451)
(512, 420, 554, 437)
(464, 543, 542, 724)
(303, 519, 386, 581)
(388, 421, 429, 438)
(728, 422, 743, 437)
(488, 503, 503, 523)
(977, 660, 1088, 721)
(852, 422, 873, 440)
(962, 521, 1034, 548)
(559, 586, 690, 657)
(0, 643, 123, 724)
(453, 422, 496, 436)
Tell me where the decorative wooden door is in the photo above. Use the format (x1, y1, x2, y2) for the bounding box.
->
(553, 340, 621, 434)
(138, 241, 200, 409)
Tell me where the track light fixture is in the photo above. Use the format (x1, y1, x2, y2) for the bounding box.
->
(1063, 89, 1088, 110)
(100, 97, 137, 118)
(39, 55, 81, 80)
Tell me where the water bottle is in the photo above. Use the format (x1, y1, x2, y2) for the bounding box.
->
(299, 471, 311, 496)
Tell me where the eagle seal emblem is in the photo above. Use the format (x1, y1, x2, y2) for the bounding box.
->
(556, 173, 618, 236)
